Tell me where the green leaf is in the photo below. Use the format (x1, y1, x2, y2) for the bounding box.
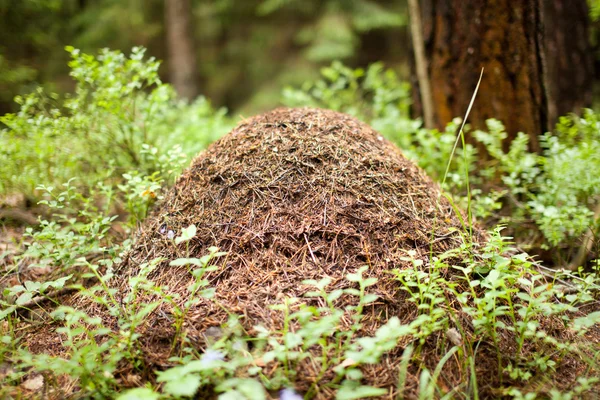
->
(573, 311, 600, 331)
(16, 292, 34, 306)
(345, 369, 363, 380)
(175, 224, 197, 244)
(327, 289, 344, 303)
(486, 270, 500, 285)
(8, 285, 25, 294)
(162, 373, 201, 397)
(219, 391, 244, 400)
(116, 387, 160, 400)
(170, 258, 203, 267)
(362, 278, 378, 287)
(24, 280, 41, 292)
(40, 274, 73, 292)
(0, 305, 17, 320)
(336, 384, 387, 400)
(216, 378, 266, 400)
(48, 274, 72, 289)
(362, 294, 379, 304)
(200, 288, 216, 299)
(134, 302, 160, 320)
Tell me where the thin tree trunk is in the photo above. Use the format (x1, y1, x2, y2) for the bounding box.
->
(408, 0, 434, 129)
(165, 0, 199, 101)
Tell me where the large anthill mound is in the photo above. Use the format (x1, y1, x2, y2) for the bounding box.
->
(34, 107, 596, 398)
(96, 107, 487, 388)
(119, 107, 476, 329)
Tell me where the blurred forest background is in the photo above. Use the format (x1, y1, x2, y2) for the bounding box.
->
(3, 0, 600, 131)
(0, 0, 413, 115)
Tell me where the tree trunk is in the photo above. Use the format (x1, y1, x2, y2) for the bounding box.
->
(415, 0, 592, 150)
(408, 0, 435, 129)
(165, 0, 199, 101)
(542, 0, 593, 125)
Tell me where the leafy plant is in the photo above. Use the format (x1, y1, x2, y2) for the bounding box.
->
(0, 46, 230, 198)
(472, 113, 600, 262)
(258, 0, 405, 62)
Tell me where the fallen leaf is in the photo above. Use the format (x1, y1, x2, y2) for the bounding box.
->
(338, 358, 357, 369)
(21, 374, 44, 391)
(446, 328, 463, 346)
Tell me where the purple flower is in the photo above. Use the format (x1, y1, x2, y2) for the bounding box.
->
(167, 230, 175, 240)
(280, 388, 302, 400)
(200, 349, 224, 366)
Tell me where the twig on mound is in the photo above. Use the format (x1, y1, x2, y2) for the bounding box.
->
(0, 208, 39, 226)
(13, 286, 80, 311)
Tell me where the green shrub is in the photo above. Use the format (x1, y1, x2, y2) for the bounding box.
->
(4, 221, 599, 399)
(0, 46, 231, 198)
(475, 114, 600, 248)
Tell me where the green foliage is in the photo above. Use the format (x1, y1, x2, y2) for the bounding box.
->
(258, 0, 405, 62)
(0, 0, 72, 110)
(165, 240, 225, 350)
(0, 49, 231, 340)
(391, 228, 600, 396)
(20, 179, 119, 271)
(69, 0, 162, 53)
(1, 180, 599, 399)
(0, 54, 37, 103)
(0, 0, 410, 116)
(4, 210, 599, 398)
(283, 61, 411, 120)
(1, 275, 71, 319)
(473, 112, 600, 251)
(590, 0, 600, 21)
(18, 306, 125, 398)
(0, 46, 230, 197)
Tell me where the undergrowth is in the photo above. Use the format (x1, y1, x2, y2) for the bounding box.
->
(0, 48, 599, 399)
(0, 46, 231, 199)
(2, 216, 599, 398)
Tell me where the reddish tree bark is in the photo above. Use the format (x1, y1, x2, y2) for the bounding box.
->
(165, 0, 199, 101)
(415, 0, 593, 149)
